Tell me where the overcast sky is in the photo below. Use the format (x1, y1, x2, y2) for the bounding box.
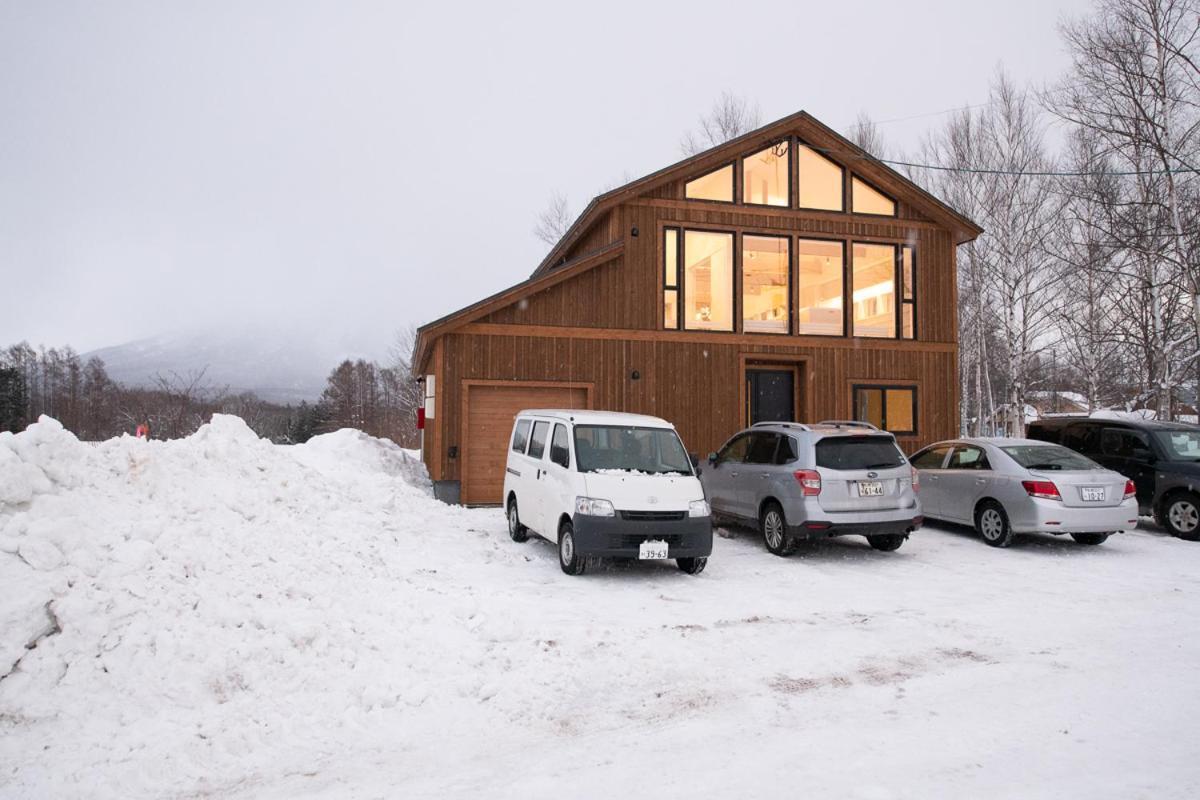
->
(1, 0, 1094, 353)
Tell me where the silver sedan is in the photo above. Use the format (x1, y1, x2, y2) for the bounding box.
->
(910, 437, 1139, 547)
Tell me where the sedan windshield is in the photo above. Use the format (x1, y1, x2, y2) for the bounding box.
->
(1001, 445, 1099, 471)
(573, 425, 693, 474)
(1154, 430, 1200, 460)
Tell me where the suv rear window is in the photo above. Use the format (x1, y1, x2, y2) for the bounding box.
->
(815, 435, 905, 471)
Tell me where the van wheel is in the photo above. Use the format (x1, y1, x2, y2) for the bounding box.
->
(1163, 493, 1200, 541)
(1071, 532, 1109, 545)
(867, 534, 905, 552)
(975, 501, 1016, 548)
(558, 520, 586, 575)
(676, 557, 707, 575)
(506, 498, 528, 542)
(761, 502, 794, 556)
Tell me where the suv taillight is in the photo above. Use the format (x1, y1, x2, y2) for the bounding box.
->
(794, 469, 821, 496)
(1022, 480, 1061, 500)
(1123, 480, 1136, 500)
(911, 465, 920, 494)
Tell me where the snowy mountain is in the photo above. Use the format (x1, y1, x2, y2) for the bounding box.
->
(83, 323, 391, 404)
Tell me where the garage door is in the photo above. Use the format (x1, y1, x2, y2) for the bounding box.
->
(462, 383, 589, 505)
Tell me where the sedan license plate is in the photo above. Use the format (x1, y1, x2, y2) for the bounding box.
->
(1080, 487, 1105, 502)
(639, 539, 669, 560)
(858, 480, 884, 497)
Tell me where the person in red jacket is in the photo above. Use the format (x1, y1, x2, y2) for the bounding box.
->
(135, 422, 150, 440)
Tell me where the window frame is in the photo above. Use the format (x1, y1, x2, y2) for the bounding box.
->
(794, 139, 846, 213)
(851, 241, 901, 340)
(680, 227, 737, 333)
(742, 140, 791, 208)
(684, 162, 736, 204)
(795, 236, 847, 337)
(741, 232, 792, 336)
(900, 245, 917, 340)
(852, 384, 918, 436)
(663, 227, 681, 330)
(851, 175, 897, 217)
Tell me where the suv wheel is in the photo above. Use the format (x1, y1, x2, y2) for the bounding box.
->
(867, 534, 905, 552)
(558, 519, 587, 575)
(1163, 493, 1200, 541)
(975, 500, 1016, 548)
(1071, 532, 1109, 545)
(507, 498, 528, 542)
(761, 502, 795, 557)
(676, 557, 707, 575)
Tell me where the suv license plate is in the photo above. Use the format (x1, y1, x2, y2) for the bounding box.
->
(639, 540, 669, 560)
(858, 481, 884, 497)
(1080, 487, 1105, 502)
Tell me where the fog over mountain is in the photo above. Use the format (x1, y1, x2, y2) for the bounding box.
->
(84, 322, 392, 404)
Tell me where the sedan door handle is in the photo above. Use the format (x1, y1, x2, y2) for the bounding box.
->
(975, 478, 987, 485)
(730, 471, 739, 478)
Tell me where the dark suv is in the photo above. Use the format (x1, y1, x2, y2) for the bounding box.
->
(1026, 416, 1200, 540)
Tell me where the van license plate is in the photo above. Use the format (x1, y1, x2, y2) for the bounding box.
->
(1080, 487, 1105, 502)
(858, 481, 884, 497)
(639, 540, 669, 560)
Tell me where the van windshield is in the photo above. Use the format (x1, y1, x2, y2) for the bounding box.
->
(573, 425, 693, 475)
(1155, 430, 1200, 460)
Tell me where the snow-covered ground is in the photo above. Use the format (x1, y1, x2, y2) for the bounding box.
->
(2, 416, 1198, 799)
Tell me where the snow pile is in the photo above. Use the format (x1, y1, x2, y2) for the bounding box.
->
(0, 415, 495, 797)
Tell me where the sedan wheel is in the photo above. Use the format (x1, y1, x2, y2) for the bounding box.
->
(761, 503, 794, 557)
(1164, 494, 1200, 541)
(975, 501, 1016, 548)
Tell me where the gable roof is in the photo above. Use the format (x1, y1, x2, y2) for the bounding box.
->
(531, 110, 982, 278)
(412, 109, 983, 372)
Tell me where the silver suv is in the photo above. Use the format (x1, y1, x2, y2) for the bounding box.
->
(699, 421, 923, 555)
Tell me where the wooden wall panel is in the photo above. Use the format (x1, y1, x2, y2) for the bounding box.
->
(433, 331, 957, 488)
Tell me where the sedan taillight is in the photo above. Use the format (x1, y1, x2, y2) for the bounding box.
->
(1022, 480, 1061, 501)
(794, 469, 821, 496)
(1123, 480, 1136, 500)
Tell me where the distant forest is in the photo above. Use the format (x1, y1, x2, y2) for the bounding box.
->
(0, 332, 422, 447)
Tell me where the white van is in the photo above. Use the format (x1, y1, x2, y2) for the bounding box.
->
(502, 409, 713, 576)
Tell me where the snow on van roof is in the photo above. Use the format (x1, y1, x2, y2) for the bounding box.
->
(516, 409, 674, 428)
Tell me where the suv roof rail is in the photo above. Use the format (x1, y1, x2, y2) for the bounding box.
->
(751, 421, 812, 431)
(816, 419, 880, 431)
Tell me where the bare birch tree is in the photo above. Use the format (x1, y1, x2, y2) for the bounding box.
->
(680, 92, 762, 155)
(533, 191, 573, 247)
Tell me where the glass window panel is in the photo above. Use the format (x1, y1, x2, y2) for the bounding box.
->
(796, 239, 844, 336)
(885, 389, 915, 433)
(902, 303, 914, 339)
(664, 229, 678, 286)
(743, 142, 789, 206)
(796, 144, 844, 211)
(683, 230, 734, 331)
(852, 176, 896, 215)
(855, 388, 884, 429)
(685, 164, 734, 202)
(852, 243, 897, 338)
(901, 246, 914, 300)
(742, 235, 789, 334)
(664, 290, 678, 329)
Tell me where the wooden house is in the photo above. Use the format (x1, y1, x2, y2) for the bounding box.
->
(412, 110, 982, 504)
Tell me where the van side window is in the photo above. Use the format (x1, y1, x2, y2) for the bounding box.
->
(1101, 427, 1150, 457)
(511, 419, 531, 453)
(1063, 423, 1098, 454)
(550, 424, 570, 469)
(528, 421, 550, 459)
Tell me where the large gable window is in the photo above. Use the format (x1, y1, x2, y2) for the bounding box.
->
(852, 176, 896, 216)
(796, 143, 844, 211)
(685, 164, 734, 202)
(683, 230, 734, 331)
(852, 243, 897, 338)
(743, 142, 789, 207)
(742, 235, 789, 334)
(797, 238, 844, 336)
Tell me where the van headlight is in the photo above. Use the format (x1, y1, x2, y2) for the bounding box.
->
(575, 497, 615, 517)
(688, 499, 711, 518)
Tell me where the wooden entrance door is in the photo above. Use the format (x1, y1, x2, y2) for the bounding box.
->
(461, 382, 589, 505)
(746, 369, 796, 425)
